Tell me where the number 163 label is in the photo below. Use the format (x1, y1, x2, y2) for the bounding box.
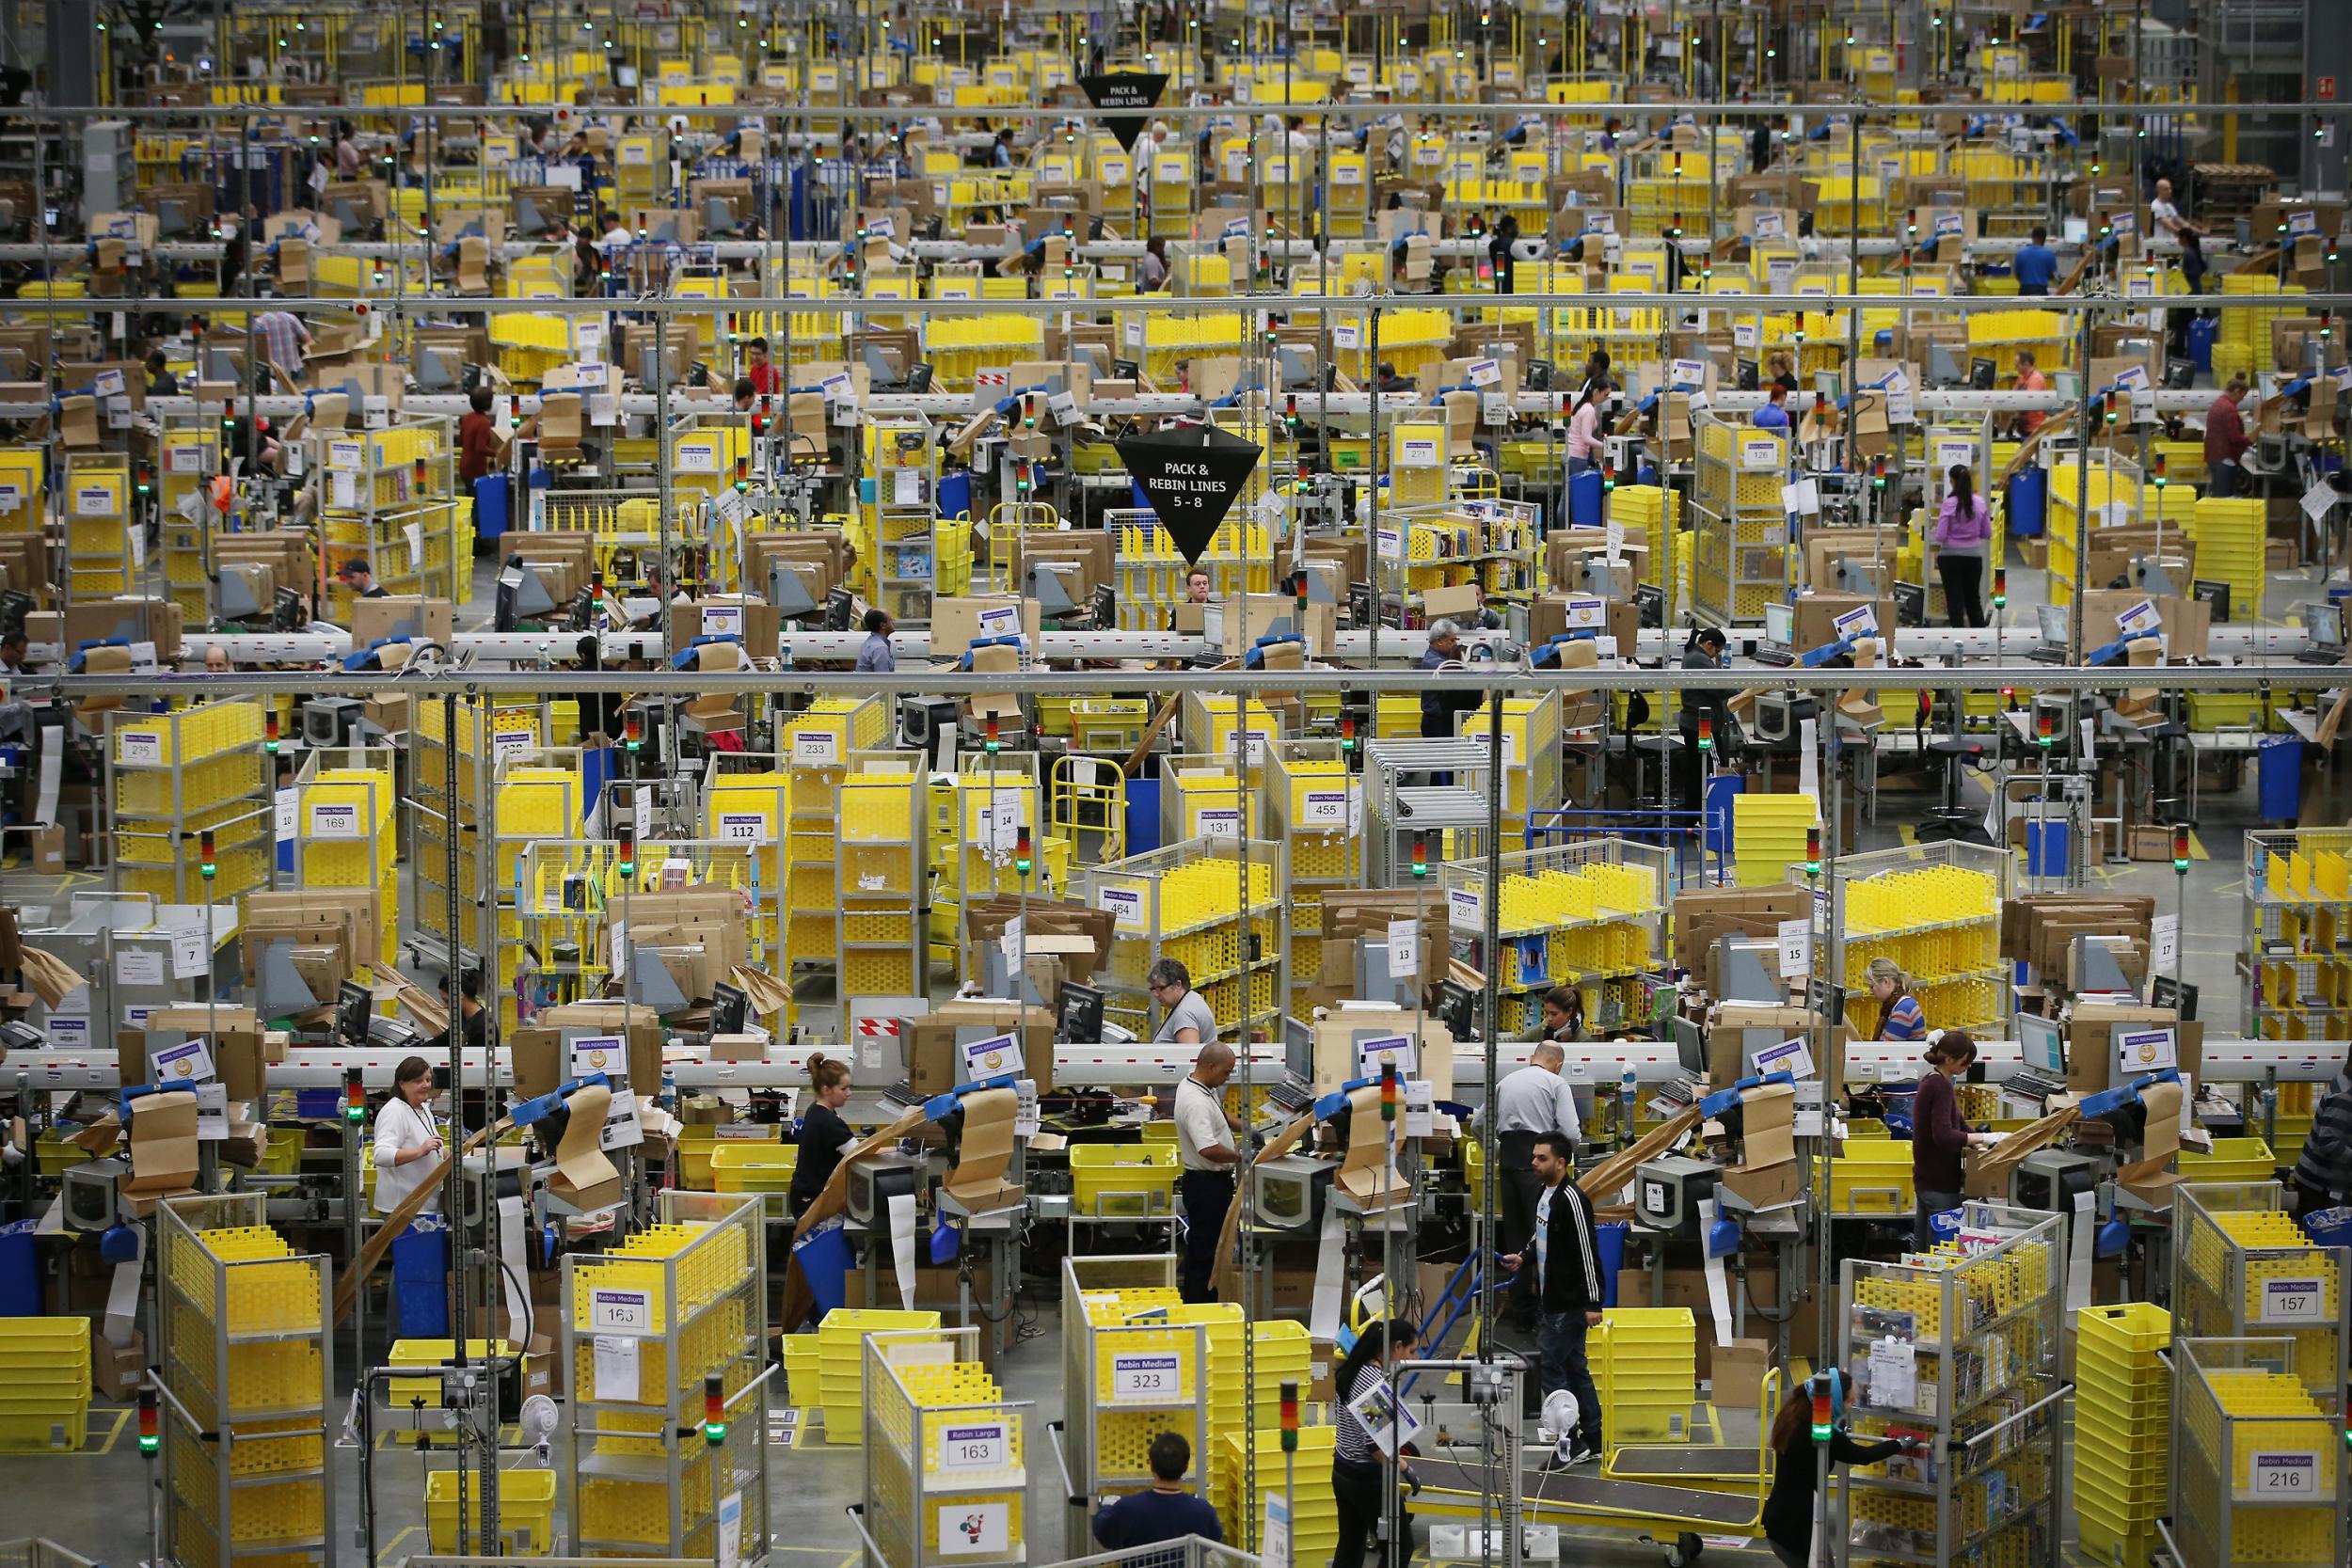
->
(940, 1419, 1010, 1470)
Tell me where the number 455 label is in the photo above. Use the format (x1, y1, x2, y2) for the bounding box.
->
(2259, 1277, 2328, 1323)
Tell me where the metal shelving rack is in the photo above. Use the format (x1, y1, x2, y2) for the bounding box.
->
(2240, 827, 2352, 1043)
(313, 416, 459, 622)
(863, 413, 939, 626)
(1079, 836, 1289, 1044)
(563, 1191, 767, 1559)
(2169, 1337, 2349, 1568)
(158, 417, 224, 624)
(105, 698, 273, 903)
(835, 758, 929, 1007)
(1803, 839, 2012, 1037)
(1057, 1256, 1212, 1550)
(157, 1194, 334, 1568)
(1266, 743, 1360, 1007)
(863, 1325, 1031, 1568)
(1690, 412, 1790, 627)
(1835, 1203, 2064, 1568)
(1360, 737, 1498, 886)
(2170, 1183, 2350, 1420)
(62, 450, 133, 598)
(1439, 837, 1669, 1040)
(777, 698, 891, 983)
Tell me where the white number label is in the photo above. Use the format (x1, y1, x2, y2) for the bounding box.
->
(940, 1419, 1009, 1470)
(718, 813, 770, 845)
(119, 732, 162, 766)
(2259, 1277, 2328, 1323)
(2242, 1451, 2321, 1500)
(1110, 1354, 1180, 1402)
(589, 1288, 651, 1335)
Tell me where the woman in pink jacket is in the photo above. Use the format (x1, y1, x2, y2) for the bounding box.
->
(1931, 465, 1992, 627)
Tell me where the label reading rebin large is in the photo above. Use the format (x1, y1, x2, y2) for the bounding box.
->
(940, 1419, 1009, 1470)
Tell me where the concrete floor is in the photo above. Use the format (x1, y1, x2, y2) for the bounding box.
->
(0, 550, 2322, 1565)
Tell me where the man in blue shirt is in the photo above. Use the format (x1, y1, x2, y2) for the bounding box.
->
(856, 609, 897, 673)
(1751, 384, 1791, 433)
(2013, 224, 2058, 295)
(1093, 1433, 1224, 1549)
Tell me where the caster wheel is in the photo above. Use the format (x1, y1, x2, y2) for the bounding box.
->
(1662, 1532, 1704, 1567)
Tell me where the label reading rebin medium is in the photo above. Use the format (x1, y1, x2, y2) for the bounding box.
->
(589, 1288, 651, 1334)
(1110, 1353, 1181, 1402)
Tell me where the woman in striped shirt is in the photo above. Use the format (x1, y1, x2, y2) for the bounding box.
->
(1331, 1319, 1420, 1568)
(1867, 958, 1926, 1042)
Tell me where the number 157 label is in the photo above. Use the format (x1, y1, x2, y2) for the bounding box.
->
(2259, 1277, 2328, 1323)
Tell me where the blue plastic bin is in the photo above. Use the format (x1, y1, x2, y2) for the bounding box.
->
(2024, 816, 2070, 878)
(2005, 467, 2046, 538)
(390, 1216, 450, 1338)
(2260, 737, 2306, 821)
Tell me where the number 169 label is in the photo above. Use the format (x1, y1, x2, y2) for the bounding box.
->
(1109, 1353, 1181, 1402)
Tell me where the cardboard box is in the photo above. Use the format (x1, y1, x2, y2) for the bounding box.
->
(902, 1001, 1055, 1097)
(1710, 1338, 1772, 1409)
(1312, 1007, 1456, 1100)
(2065, 1004, 2198, 1095)
(1793, 593, 1898, 655)
(119, 1089, 200, 1214)
(932, 594, 1042, 655)
(1222, 593, 1334, 657)
(91, 1323, 144, 1402)
(349, 595, 454, 648)
(667, 597, 783, 660)
(516, 1003, 665, 1099)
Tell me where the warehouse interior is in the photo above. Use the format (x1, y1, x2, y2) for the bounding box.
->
(1, 2, 2351, 1567)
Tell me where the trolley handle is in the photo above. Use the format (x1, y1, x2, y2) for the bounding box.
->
(1045, 1419, 1086, 1510)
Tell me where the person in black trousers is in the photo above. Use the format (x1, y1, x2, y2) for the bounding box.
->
(1760, 1383, 1923, 1568)
(1330, 1319, 1421, 1568)
(787, 1053, 857, 1220)
(1502, 1132, 1608, 1463)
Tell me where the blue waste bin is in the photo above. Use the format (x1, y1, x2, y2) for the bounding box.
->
(1703, 770, 1744, 859)
(1124, 776, 1161, 855)
(0, 1220, 36, 1318)
(2024, 816, 2070, 878)
(390, 1215, 450, 1338)
(2261, 737, 2306, 821)
(1569, 468, 1603, 527)
(2005, 467, 2046, 538)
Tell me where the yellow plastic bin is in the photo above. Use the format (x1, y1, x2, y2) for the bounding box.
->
(426, 1465, 556, 1554)
(1069, 1144, 1180, 1218)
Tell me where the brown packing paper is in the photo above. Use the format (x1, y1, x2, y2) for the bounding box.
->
(1964, 1104, 2080, 1199)
(19, 946, 83, 1008)
(546, 1082, 622, 1211)
(728, 965, 793, 1016)
(1580, 1104, 1707, 1223)
(120, 1089, 200, 1211)
(943, 1086, 1024, 1212)
(1337, 1084, 1406, 1210)
(2118, 1080, 2185, 1208)
(381, 970, 450, 1039)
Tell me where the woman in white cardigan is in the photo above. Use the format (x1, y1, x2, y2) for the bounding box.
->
(373, 1055, 446, 1214)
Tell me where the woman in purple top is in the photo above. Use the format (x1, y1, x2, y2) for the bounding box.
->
(1931, 465, 1993, 628)
(1912, 1030, 1994, 1248)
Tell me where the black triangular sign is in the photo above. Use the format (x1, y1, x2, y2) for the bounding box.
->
(1080, 71, 1169, 154)
(1117, 424, 1264, 568)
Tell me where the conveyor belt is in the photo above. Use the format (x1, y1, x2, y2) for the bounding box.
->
(1413, 1456, 1760, 1529)
(1605, 1445, 1762, 1481)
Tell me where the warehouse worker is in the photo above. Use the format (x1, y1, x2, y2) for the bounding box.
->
(1751, 382, 1791, 435)
(2204, 374, 2252, 498)
(1489, 1035, 1582, 1327)
(1565, 382, 1606, 474)
(2292, 1046, 2352, 1220)
(745, 336, 782, 396)
(1331, 1320, 1422, 1568)
(1173, 1040, 1241, 1303)
(1501, 1132, 1605, 1465)
(437, 970, 488, 1054)
(1518, 986, 1581, 1046)
(788, 1053, 857, 1219)
(1151, 958, 1218, 1046)
(1418, 621, 1483, 741)
(1912, 1030, 1994, 1247)
(340, 559, 389, 598)
(1761, 1384, 1923, 1568)
(856, 609, 897, 673)
(373, 1055, 445, 1215)
(1091, 1432, 1223, 1548)
(1866, 957, 1926, 1042)
(2011, 224, 2058, 296)
(2011, 350, 2048, 437)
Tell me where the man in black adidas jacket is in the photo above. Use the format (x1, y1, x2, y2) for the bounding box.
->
(1502, 1131, 1607, 1464)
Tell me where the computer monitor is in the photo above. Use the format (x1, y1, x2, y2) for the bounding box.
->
(335, 980, 373, 1048)
(2017, 1012, 2064, 1075)
(824, 587, 856, 632)
(1436, 980, 1478, 1041)
(2301, 602, 2344, 652)
(1057, 981, 1104, 1043)
(707, 981, 749, 1039)
(0, 590, 32, 641)
(1673, 1017, 1707, 1076)
(1763, 602, 1794, 647)
(1969, 357, 1998, 390)
(1924, 342, 1964, 388)
(156, 198, 191, 239)
(704, 197, 739, 236)
(2191, 579, 2232, 625)
(2037, 603, 2069, 646)
(514, 195, 549, 237)
(1278, 346, 1314, 389)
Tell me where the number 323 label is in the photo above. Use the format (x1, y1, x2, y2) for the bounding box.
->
(1109, 1354, 1181, 1402)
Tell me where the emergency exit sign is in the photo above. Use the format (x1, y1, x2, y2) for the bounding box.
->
(2320, 76, 2338, 101)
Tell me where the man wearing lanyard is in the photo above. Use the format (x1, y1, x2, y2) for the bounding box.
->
(1487, 1039, 1582, 1328)
(1174, 1041, 1242, 1303)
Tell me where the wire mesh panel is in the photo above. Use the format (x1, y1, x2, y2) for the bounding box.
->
(2172, 1338, 2349, 1568)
